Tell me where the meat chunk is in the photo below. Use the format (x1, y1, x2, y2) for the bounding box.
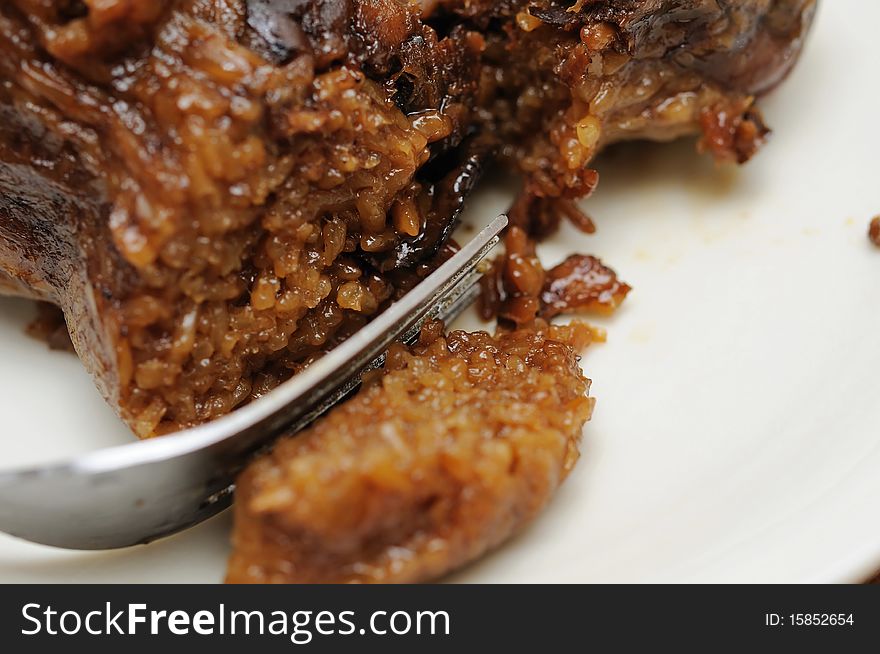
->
(541, 254, 631, 319)
(0, 1, 817, 435)
(226, 320, 599, 583)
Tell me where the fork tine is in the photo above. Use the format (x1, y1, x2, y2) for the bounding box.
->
(0, 215, 507, 549)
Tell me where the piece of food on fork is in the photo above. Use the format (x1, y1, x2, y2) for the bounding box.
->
(227, 320, 599, 583)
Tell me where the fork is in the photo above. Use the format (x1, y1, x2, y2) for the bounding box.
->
(0, 215, 507, 550)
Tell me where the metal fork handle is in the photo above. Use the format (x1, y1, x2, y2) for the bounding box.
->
(0, 215, 507, 550)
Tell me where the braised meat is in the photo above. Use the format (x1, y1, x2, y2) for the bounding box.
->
(227, 320, 599, 583)
(0, 1, 817, 435)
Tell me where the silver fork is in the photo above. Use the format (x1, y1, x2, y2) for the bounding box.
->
(0, 215, 507, 550)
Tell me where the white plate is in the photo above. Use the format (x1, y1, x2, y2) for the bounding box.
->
(1, 0, 878, 583)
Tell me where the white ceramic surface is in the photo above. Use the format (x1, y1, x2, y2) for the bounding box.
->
(1, 1, 878, 583)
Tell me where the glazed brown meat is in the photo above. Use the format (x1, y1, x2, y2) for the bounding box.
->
(0, 1, 816, 435)
(227, 320, 599, 583)
(870, 217, 880, 248)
